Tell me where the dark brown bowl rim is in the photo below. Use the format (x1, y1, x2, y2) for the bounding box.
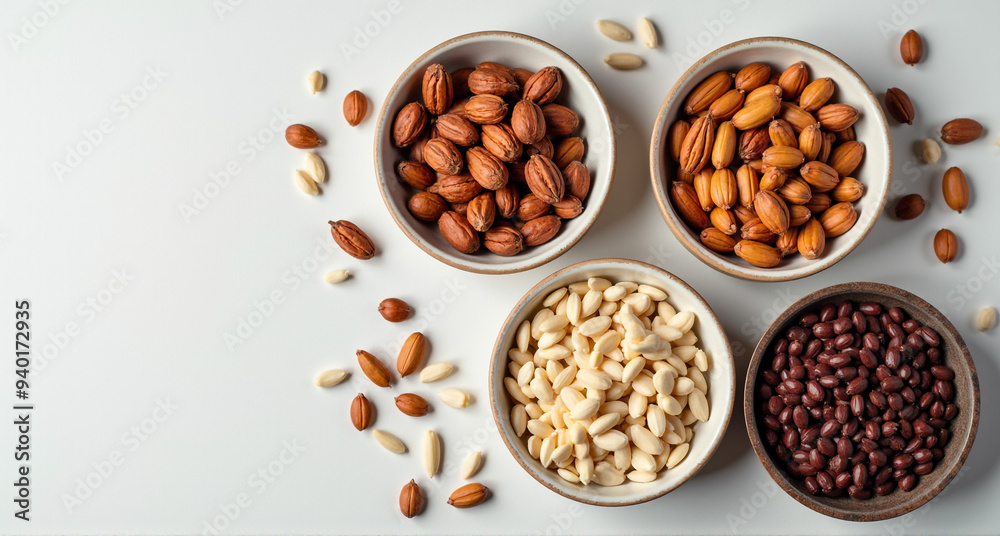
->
(488, 257, 736, 506)
(373, 31, 617, 275)
(743, 281, 980, 521)
(649, 36, 893, 282)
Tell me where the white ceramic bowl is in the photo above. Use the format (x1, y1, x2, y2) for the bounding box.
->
(488, 259, 735, 505)
(374, 32, 616, 274)
(649, 37, 892, 282)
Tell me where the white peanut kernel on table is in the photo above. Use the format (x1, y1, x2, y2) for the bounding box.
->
(504, 279, 712, 486)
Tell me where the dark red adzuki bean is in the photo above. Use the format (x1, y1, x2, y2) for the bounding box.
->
(756, 300, 957, 500)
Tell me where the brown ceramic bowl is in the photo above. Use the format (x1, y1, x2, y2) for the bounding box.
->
(744, 282, 979, 521)
(374, 31, 616, 274)
(649, 37, 892, 281)
(489, 258, 735, 505)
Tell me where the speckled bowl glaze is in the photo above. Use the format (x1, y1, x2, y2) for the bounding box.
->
(745, 282, 979, 521)
(374, 31, 616, 274)
(488, 258, 735, 505)
(650, 37, 892, 281)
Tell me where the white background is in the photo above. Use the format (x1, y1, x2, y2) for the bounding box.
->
(2, 0, 998, 534)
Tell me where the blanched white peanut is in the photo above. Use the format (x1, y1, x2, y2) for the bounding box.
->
(667, 311, 695, 332)
(593, 429, 629, 451)
(600, 400, 628, 417)
(657, 301, 677, 320)
(528, 435, 542, 459)
(638, 284, 668, 301)
(628, 390, 647, 419)
(557, 467, 580, 483)
(517, 362, 535, 386)
(568, 280, 590, 294)
(531, 308, 554, 340)
(653, 369, 675, 396)
(598, 300, 618, 316)
(511, 404, 527, 436)
(614, 446, 632, 472)
(581, 290, 603, 317)
(674, 330, 698, 347)
(687, 366, 708, 393)
(543, 287, 568, 307)
(505, 277, 712, 486)
(659, 395, 683, 416)
(689, 388, 710, 422)
(694, 349, 709, 372)
(551, 443, 573, 465)
(653, 325, 683, 342)
(673, 376, 696, 397)
(666, 442, 690, 469)
(576, 456, 594, 485)
(527, 419, 555, 438)
(566, 291, 582, 325)
(537, 330, 563, 350)
(629, 424, 664, 455)
(579, 316, 612, 338)
(588, 277, 612, 292)
(627, 470, 657, 483)
(593, 461, 625, 486)
(577, 369, 612, 390)
(540, 314, 570, 333)
(569, 397, 601, 420)
(588, 413, 620, 436)
(647, 404, 667, 437)
(552, 363, 577, 393)
(631, 373, 656, 397)
(516, 320, 531, 353)
(631, 447, 656, 472)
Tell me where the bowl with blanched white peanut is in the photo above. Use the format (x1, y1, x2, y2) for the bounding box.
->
(488, 258, 735, 505)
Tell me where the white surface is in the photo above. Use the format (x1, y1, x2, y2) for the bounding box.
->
(1, 1, 998, 534)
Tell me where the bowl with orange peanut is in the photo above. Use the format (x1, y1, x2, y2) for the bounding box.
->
(650, 37, 892, 281)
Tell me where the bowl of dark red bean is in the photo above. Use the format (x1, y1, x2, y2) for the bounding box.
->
(744, 281, 980, 521)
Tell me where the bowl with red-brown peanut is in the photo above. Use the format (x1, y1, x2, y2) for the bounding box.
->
(488, 258, 735, 505)
(745, 282, 979, 521)
(374, 31, 616, 274)
(650, 37, 892, 281)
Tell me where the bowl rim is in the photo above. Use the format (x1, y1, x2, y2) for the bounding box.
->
(487, 257, 736, 506)
(648, 36, 893, 282)
(373, 30, 618, 275)
(743, 281, 980, 521)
